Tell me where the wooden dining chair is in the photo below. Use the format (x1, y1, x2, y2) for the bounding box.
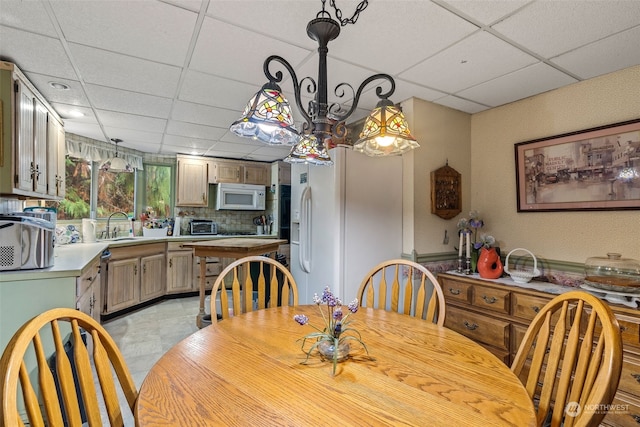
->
(210, 255, 298, 320)
(356, 259, 446, 326)
(0, 307, 138, 427)
(511, 291, 623, 427)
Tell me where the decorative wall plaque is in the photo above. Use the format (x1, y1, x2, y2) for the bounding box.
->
(430, 162, 461, 219)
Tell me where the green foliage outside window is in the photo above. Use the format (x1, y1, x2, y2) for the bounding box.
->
(145, 165, 172, 219)
(97, 168, 135, 217)
(46, 157, 91, 220)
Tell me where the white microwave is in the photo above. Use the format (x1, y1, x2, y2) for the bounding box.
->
(216, 183, 266, 210)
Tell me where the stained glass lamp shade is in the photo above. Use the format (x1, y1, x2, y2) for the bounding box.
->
(354, 100, 419, 157)
(230, 82, 301, 145)
(284, 135, 334, 166)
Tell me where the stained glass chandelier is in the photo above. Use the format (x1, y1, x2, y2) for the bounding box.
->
(229, 0, 419, 165)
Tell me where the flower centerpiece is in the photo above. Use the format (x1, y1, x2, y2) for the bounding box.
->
(293, 287, 369, 375)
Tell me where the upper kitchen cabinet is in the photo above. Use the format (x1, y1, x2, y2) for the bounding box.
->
(176, 154, 209, 207)
(209, 159, 270, 186)
(0, 61, 65, 200)
(272, 161, 291, 185)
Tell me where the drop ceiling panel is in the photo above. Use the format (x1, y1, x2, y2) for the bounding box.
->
(190, 16, 312, 86)
(98, 111, 167, 133)
(68, 44, 182, 97)
(51, 103, 97, 122)
(552, 25, 640, 80)
(438, 0, 531, 25)
(23, 72, 88, 107)
(166, 121, 228, 140)
(399, 31, 538, 94)
(171, 101, 240, 128)
(0, 27, 77, 79)
(85, 84, 173, 118)
(326, 0, 479, 75)
(432, 95, 489, 114)
(492, 0, 640, 57)
(0, 0, 57, 36)
(457, 62, 577, 107)
(62, 122, 106, 142)
(51, 0, 197, 66)
(206, 0, 320, 50)
(102, 127, 163, 145)
(179, 70, 260, 110)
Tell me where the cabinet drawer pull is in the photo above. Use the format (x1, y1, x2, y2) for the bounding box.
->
(482, 295, 497, 304)
(620, 325, 628, 332)
(632, 373, 640, 384)
(463, 321, 478, 330)
(632, 414, 640, 423)
(532, 306, 540, 313)
(448, 288, 461, 295)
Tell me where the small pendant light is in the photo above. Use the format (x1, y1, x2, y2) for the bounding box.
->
(100, 138, 133, 173)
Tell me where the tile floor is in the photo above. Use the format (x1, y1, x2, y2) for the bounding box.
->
(102, 296, 201, 389)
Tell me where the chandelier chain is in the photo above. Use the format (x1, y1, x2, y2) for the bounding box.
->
(322, 0, 369, 26)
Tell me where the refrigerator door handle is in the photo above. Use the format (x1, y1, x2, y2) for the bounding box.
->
(299, 186, 311, 273)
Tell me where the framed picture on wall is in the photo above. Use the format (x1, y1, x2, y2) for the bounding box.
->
(515, 118, 640, 212)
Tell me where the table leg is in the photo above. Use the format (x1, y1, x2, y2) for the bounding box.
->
(196, 256, 207, 328)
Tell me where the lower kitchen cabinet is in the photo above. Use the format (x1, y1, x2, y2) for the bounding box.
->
(140, 253, 166, 302)
(105, 258, 140, 313)
(437, 272, 640, 427)
(166, 242, 194, 294)
(76, 255, 101, 322)
(103, 243, 165, 314)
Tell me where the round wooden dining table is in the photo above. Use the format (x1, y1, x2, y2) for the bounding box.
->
(135, 305, 536, 426)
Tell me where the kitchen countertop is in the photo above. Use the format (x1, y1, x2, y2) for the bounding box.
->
(0, 234, 281, 282)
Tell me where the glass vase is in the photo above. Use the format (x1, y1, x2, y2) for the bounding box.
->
(317, 340, 350, 362)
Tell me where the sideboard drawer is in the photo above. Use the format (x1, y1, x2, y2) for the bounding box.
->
(445, 305, 510, 351)
(512, 293, 551, 321)
(472, 284, 510, 314)
(440, 277, 472, 304)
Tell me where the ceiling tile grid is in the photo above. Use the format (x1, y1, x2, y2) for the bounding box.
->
(0, 0, 637, 162)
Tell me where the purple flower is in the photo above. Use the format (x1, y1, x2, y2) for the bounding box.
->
(333, 307, 343, 321)
(312, 293, 321, 305)
(469, 218, 484, 229)
(322, 286, 339, 307)
(347, 298, 359, 313)
(293, 314, 308, 325)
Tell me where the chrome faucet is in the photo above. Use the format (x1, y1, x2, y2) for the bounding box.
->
(106, 211, 130, 239)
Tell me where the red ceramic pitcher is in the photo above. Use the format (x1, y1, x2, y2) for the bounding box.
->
(477, 247, 504, 279)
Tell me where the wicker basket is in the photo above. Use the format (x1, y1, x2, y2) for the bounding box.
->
(504, 248, 541, 283)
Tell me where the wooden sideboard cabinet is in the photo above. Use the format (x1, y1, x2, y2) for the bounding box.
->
(437, 272, 640, 427)
(166, 241, 194, 294)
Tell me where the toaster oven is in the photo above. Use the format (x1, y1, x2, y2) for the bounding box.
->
(190, 219, 217, 235)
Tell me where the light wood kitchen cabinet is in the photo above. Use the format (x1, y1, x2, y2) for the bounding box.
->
(103, 243, 165, 314)
(209, 160, 242, 184)
(166, 242, 194, 293)
(105, 257, 140, 313)
(209, 159, 270, 186)
(176, 154, 209, 206)
(243, 162, 270, 185)
(0, 61, 64, 199)
(76, 256, 101, 323)
(437, 272, 640, 427)
(47, 115, 65, 197)
(140, 253, 166, 302)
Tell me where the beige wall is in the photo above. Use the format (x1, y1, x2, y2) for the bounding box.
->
(402, 97, 471, 256)
(471, 65, 640, 264)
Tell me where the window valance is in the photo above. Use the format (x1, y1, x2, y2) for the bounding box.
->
(65, 136, 144, 170)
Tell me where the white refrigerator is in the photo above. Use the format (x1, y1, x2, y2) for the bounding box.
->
(290, 145, 403, 304)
